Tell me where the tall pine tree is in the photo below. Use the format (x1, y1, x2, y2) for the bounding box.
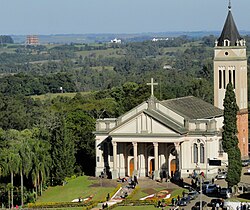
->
(222, 83, 242, 188)
(50, 114, 76, 185)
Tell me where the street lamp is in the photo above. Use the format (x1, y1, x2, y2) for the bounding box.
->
(202, 134, 208, 179)
(205, 136, 208, 179)
(198, 174, 204, 210)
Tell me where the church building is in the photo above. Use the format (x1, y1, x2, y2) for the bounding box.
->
(94, 3, 248, 180)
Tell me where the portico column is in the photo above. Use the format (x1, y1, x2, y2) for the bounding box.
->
(174, 142, 181, 179)
(113, 141, 117, 170)
(112, 141, 118, 179)
(153, 142, 160, 179)
(132, 142, 138, 174)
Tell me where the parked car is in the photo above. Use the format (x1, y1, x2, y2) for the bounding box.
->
(201, 180, 211, 193)
(188, 191, 199, 200)
(184, 185, 196, 192)
(216, 171, 227, 179)
(207, 198, 223, 208)
(177, 196, 191, 206)
(206, 184, 219, 194)
(191, 201, 207, 210)
(242, 159, 249, 167)
(219, 188, 231, 198)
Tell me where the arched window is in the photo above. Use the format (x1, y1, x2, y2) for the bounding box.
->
(219, 139, 224, 155)
(193, 143, 198, 163)
(224, 40, 230, 46)
(200, 144, 205, 163)
(129, 147, 134, 156)
(149, 148, 154, 156)
(219, 70, 222, 89)
(110, 143, 113, 156)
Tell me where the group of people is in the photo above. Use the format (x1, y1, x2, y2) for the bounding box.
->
(102, 203, 108, 209)
(236, 203, 250, 210)
(157, 200, 166, 209)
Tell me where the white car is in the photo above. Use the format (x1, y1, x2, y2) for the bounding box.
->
(216, 172, 227, 179)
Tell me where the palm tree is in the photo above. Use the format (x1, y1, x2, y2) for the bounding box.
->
(18, 130, 33, 207)
(36, 141, 51, 196)
(3, 148, 20, 208)
(0, 147, 9, 208)
(30, 139, 51, 199)
(3, 129, 21, 208)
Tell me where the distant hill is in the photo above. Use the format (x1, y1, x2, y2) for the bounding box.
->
(11, 31, 250, 44)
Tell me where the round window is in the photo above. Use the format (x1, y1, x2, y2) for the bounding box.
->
(225, 52, 229, 56)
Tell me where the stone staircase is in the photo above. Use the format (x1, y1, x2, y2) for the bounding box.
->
(92, 182, 135, 209)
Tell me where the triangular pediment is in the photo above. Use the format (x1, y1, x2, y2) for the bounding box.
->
(109, 111, 186, 136)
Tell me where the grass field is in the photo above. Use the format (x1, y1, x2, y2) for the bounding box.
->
(31, 91, 92, 100)
(37, 176, 116, 203)
(76, 48, 124, 58)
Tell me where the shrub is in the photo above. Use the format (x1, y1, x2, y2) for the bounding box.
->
(26, 200, 98, 209)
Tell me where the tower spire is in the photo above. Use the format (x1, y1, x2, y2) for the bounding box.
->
(228, 0, 231, 10)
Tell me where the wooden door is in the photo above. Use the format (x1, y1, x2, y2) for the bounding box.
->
(170, 159, 176, 177)
(149, 159, 155, 176)
(129, 158, 134, 176)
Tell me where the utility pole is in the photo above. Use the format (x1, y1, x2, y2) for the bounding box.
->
(199, 175, 203, 209)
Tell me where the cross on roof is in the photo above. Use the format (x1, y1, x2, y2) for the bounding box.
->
(228, 0, 231, 10)
(147, 78, 158, 97)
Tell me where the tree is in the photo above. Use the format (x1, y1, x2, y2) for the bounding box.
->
(1, 129, 21, 208)
(18, 130, 33, 206)
(222, 82, 242, 188)
(49, 115, 75, 185)
(65, 110, 95, 175)
(3, 147, 20, 208)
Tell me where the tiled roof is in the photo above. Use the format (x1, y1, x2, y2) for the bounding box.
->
(161, 96, 223, 119)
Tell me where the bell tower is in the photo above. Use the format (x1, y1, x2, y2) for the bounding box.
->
(214, 2, 249, 159)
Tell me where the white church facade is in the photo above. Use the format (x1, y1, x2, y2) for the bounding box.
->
(95, 92, 227, 180)
(94, 3, 248, 180)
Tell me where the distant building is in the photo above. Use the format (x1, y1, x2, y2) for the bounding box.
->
(163, 65, 172, 70)
(26, 35, 39, 45)
(111, 38, 121, 44)
(152, 37, 169, 42)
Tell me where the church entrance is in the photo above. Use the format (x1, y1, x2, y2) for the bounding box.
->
(129, 158, 134, 176)
(170, 159, 177, 177)
(149, 159, 155, 177)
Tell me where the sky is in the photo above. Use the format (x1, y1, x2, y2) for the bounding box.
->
(1, 0, 250, 35)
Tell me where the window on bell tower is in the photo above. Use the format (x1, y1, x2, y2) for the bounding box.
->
(229, 70, 232, 84)
(219, 70, 222, 89)
(224, 39, 230, 46)
(233, 70, 236, 89)
(223, 70, 226, 89)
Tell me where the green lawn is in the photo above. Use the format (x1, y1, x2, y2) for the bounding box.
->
(131, 187, 186, 201)
(37, 176, 116, 203)
(31, 91, 92, 101)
